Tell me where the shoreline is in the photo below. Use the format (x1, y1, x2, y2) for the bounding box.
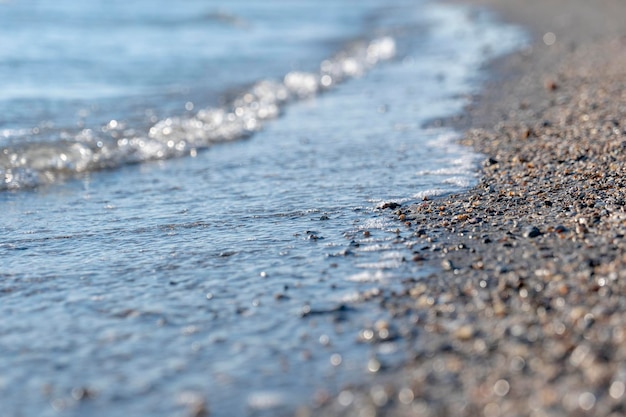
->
(310, 0, 626, 416)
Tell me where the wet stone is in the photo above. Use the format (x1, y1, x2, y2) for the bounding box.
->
(306, 231, 324, 240)
(378, 201, 401, 210)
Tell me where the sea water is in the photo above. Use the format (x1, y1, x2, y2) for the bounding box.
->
(0, 1, 524, 416)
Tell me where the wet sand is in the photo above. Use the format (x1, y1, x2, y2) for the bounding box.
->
(307, 0, 626, 416)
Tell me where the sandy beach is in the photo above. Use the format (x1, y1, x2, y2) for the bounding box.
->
(308, 0, 626, 416)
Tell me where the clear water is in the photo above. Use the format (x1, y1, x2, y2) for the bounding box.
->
(0, 1, 524, 416)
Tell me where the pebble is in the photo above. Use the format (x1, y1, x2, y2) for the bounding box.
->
(454, 325, 474, 341)
(523, 226, 542, 238)
(378, 202, 401, 210)
(554, 224, 569, 234)
(412, 253, 426, 262)
(441, 259, 456, 271)
(544, 78, 558, 91)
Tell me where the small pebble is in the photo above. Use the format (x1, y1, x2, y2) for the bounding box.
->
(441, 259, 456, 271)
(554, 224, 569, 234)
(379, 202, 401, 210)
(544, 78, 558, 91)
(412, 253, 426, 262)
(523, 226, 542, 238)
(454, 325, 474, 341)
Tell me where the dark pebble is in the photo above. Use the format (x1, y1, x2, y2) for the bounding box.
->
(524, 226, 542, 238)
(306, 231, 323, 240)
(379, 202, 401, 210)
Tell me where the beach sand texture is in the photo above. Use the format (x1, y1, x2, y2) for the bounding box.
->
(310, 0, 626, 416)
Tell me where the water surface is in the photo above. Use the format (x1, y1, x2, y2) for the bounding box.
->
(0, 1, 524, 416)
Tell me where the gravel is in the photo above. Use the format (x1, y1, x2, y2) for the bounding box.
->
(304, 0, 626, 416)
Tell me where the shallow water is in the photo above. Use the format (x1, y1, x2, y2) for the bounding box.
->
(0, 1, 524, 416)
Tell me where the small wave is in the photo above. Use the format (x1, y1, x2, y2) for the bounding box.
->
(442, 176, 474, 188)
(345, 270, 392, 282)
(0, 37, 396, 191)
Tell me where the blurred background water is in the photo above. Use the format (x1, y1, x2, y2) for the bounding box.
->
(0, 0, 524, 416)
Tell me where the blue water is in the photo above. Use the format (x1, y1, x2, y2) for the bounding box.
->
(0, 1, 524, 416)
